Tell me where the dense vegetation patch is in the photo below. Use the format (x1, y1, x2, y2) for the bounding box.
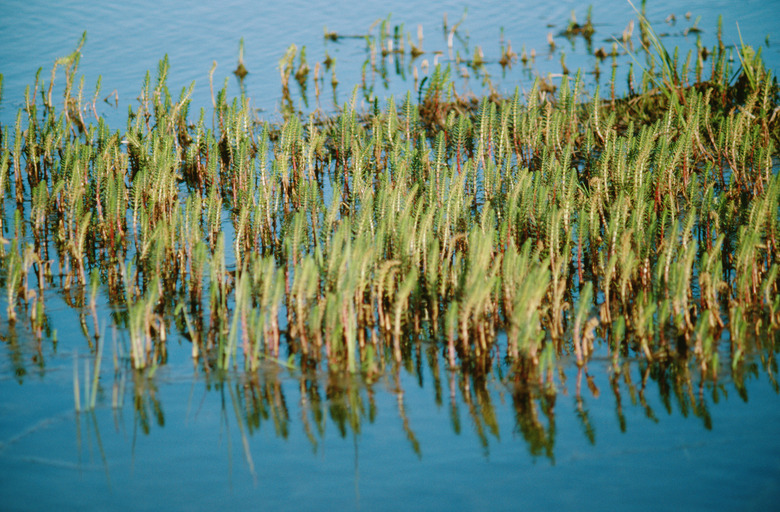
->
(1, 14, 779, 396)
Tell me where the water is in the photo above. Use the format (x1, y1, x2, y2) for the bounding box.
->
(2, 0, 780, 510)
(2, 345, 779, 511)
(1, 0, 779, 123)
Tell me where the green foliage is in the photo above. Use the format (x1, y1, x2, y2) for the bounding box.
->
(1, 24, 778, 389)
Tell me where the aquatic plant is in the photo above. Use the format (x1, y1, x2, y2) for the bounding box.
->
(0, 12, 778, 414)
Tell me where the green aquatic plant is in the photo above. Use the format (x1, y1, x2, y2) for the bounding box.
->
(2, 15, 779, 398)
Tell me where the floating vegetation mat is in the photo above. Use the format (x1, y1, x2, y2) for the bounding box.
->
(1, 11, 779, 401)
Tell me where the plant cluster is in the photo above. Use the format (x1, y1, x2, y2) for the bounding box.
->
(1, 19, 778, 391)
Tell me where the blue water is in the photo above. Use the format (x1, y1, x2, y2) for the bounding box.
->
(1, 0, 779, 124)
(2, 1, 780, 510)
(2, 346, 779, 511)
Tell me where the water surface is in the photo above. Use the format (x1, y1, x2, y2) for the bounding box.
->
(1, 1, 780, 510)
(1, 0, 779, 123)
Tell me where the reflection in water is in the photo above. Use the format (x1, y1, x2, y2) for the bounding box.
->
(75, 411, 111, 486)
(2, 296, 776, 493)
(509, 378, 556, 461)
(127, 370, 165, 435)
(84, 330, 778, 478)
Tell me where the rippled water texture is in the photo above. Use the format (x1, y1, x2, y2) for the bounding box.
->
(1, 0, 779, 122)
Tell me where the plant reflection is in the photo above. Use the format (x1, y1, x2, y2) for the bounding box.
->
(509, 376, 556, 461)
(130, 370, 164, 435)
(92, 330, 777, 475)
